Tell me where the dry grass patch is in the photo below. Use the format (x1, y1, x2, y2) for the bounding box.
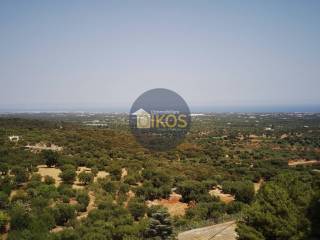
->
(37, 165, 62, 187)
(95, 171, 109, 181)
(209, 188, 235, 204)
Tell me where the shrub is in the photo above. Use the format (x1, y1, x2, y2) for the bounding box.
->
(76, 191, 89, 212)
(78, 171, 94, 185)
(53, 203, 76, 226)
(44, 175, 56, 185)
(128, 199, 146, 220)
(176, 180, 208, 203)
(0, 192, 9, 209)
(42, 150, 59, 167)
(0, 211, 8, 233)
(60, 168, 76, 184)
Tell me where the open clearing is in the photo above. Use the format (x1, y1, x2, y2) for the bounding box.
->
(73, 166, 109, 189)
(25, 143, 63, 152)
(36, 165, 109, 188)
(147, 192, 188, 217)
(209, 188, 235, 204)
(37, 165, 62, 187)
(95, 170, 109, 181)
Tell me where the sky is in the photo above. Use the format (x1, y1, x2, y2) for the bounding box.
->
(0, 1, 320, 112)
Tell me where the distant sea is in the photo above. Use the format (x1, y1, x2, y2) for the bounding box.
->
(0, 105, 319, 113)
(190, 105, 320, 113)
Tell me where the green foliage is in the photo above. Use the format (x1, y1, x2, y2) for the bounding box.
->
(76, 190, 89, 212)
(76, 201, 146, 239)
(128, 198, 147, 220)
(145, 209, 173, 240)
(34, 184, 59, 199)
(53, 228, 80, 240)
(11, 166, 29, 184)
(42, 150, 59, 167)
(0, 211, 8, 233)
(309, 191, 320, 238)
(78, 171, 94, 185)
(44, 175, 56, 185)
(60, 168, 76, 184)
(9, 203, 31, 231)
(0, 191, 9, 209)
(136, 181, 171, 201)
(53, 203, 76, 226)
(58, 184, 76, 198)
(0, 162, 9, 175)
(176, 180, 208, 203)
(185, 199, 226, 221)
(222, 180, 255, 203)
(100, 179, 118, 194)
(119, 183, 130, 195)
(237, 223, 265, 240)
(108, 166, 122, 181)
(237, 172, 316, 240)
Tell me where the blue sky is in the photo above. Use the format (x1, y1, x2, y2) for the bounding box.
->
(0, 1, 319, 111)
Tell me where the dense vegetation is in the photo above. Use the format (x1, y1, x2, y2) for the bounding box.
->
(0, 112, 319, 239)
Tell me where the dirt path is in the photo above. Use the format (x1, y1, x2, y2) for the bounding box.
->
(77, 191, 96, 220)
(288, 159, 320, 166)
(121, 168, 128, 180)
(254, 179, 264, 193)
(178, 221, 237, 240)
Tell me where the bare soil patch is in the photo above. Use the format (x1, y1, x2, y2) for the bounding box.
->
(124, 190, 135, 207)
(121, 168, 128, 180)
(209, 188, 235, 204)
(9, 190, 19, 200)
(50, 226, 67, 233)
(147, 192, 188, 217)
(25, 143, 63, 153)
(94, 170, 109, 182)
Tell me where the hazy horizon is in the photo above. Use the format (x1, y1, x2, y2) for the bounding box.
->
(1, 103, 320, 113)
(1, 1, 320, 110)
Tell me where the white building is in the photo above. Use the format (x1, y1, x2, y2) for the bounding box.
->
(9, 135, 20, 142)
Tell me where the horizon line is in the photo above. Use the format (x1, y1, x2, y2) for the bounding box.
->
(0, 104, 320, 114)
